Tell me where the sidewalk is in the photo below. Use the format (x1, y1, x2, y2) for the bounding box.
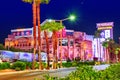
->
(93, 64, 110, 71)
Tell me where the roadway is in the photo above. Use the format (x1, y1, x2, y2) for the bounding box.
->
(0, 64, 110, 80)
(0, 67, 76, 80)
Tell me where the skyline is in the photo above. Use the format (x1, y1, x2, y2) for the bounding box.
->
(0, 0, 120, 43)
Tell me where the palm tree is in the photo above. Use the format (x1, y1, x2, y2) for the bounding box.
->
(41, 25, 50, 69)
(102, 40, 109, 63)
(0, 44, 6, 50)
(94, 30, 102, 61)
(41, 21, 64, 69)
(113, 43, 120, 63)
(22, 0, 50, 70)
(102, 38, 115, 63)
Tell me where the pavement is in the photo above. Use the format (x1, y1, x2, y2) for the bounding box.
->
(0, 67, 76, 76)
(93, 64, 110, 71)
(0, 64, 110, 76)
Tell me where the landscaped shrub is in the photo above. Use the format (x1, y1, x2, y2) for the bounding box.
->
(62, 62, 72, 67)
(103, 63, 120, 79)
(84, 61, 95, 65)
(25, 62, 32, 69)
(77, 61, 95, 66)
(34, 63, 120, 80)
(11, 61, 26, 70)
(43, 74, 59, 80)
(42, 62, 46, 69)
(62, 63, 120, 80)
(0, 62, 10, 70)
(64, 66, 99, 80)
(71, 61, 78, 67)
(15, 67, 21, 71)
(35, 62, 39, 69)
(57, 63, 60, 68)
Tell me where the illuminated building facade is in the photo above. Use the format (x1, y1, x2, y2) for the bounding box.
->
(93, 22, 114, 61)
(5, 20, 93, 61)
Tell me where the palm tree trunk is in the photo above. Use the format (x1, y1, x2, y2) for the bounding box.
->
(53, 31, 57, 69)
(116, 54, 118, 63)
(97, 38, 99, 61)
(44, 30, 50, 69)
(106, 48, 109, 63)
(32, 1, 37, 70)
(99, 38, 101, 62)
(67, 36, 70, 60)
(73, 38, 75, 60)
(104, 48, 106, 62)
(60, 29, 62, 68)
(36, 3, 42, 70)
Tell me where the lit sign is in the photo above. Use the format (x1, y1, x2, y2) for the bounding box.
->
(105, 30, 110, 38)
(98, 26, 112, 30)
(12, 30, 32, 36)
(97, 22, 114, 27)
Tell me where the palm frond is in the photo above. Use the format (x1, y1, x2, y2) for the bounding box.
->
(22, 0, 33, 3)
(22, 0, 50, 4)
(41, 21, 64, 32)
(41, 0, 50, 4)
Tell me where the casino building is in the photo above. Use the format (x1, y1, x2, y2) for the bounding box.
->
(93, 22, 116, 62)
(5, 19, 93, 61)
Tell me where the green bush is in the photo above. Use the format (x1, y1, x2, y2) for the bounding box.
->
(77, 61, 95, 66)
(42, 62, 46, 69)
(103, 63, 120, 79)
(63, 66, 99, 80)
(34, 64, 120, 80)
(35, 62, 39, 69)
(15, 67, 21, 71)
(11, 61, 26, 70)
(0, 62, 10, 70)
(62, 63, 120, 80)
(62, 62, 72, 67)
(72, 61, 78, 67)
(25, 62, 32, 69)
(84, 61, 95, 65)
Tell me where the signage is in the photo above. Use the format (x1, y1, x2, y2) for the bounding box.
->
(97, 22, 114, 27)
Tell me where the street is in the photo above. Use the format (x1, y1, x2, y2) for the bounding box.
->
(0, 67, 76, 80)
(0, 65, 110, 80)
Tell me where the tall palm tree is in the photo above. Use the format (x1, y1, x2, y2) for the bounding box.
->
(42, 21, 64, 69)
(113, 43, 120, 63)
(102, 38, 115, 63)
(102, 40, 109, 63)
(94, 30, 102, 61)
(41, 26, 50, 69)
(22, 0, 50, 70)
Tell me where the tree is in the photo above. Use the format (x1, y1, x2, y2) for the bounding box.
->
(112, 43, 120, 63)
(102, 38, 115, 63)
(41, 26, 50, 69)
(41, 21, 64, 69)
(102, 40, 109, 63)
(94, 30, 102, 61)
(22, 0, 50, 70)
(0, 44, 6, 50)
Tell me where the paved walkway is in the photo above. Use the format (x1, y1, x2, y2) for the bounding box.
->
(93, 64, 110, 71)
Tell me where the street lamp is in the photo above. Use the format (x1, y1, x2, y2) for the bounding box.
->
(48, 15, 76, 68)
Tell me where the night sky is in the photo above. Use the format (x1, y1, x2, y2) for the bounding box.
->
(0, 0, 120, 44)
